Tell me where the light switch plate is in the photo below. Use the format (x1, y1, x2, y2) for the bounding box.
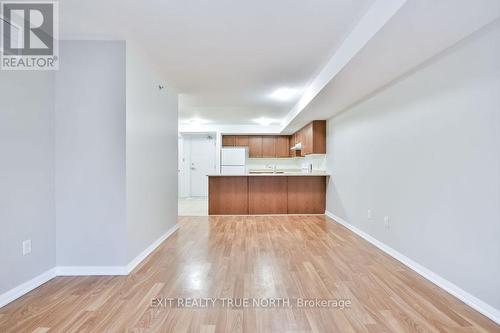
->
(22, 239, 31, 255)
(384, 216, 390, 229)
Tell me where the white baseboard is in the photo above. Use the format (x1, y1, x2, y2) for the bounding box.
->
(0, 224, 179, 309)
(0, 267, 57, 309)
(324, 211, 500, 325)
(127, 223, 179, 274)
(56, 266, 128, 276)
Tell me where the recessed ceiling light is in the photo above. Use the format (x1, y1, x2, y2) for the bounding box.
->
(254, 117, 274, 127)
(270, 88, 298, 101)
(184, 118, 208, 126)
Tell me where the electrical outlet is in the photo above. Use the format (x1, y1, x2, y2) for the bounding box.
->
(367, 209, 372, 219)
(22, 239, 31, 256)
(384, 216, 390, 229)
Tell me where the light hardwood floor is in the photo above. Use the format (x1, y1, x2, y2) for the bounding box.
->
(1, 215, 498, 332)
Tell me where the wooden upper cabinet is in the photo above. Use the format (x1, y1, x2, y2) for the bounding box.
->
(295, 129, 303, 145)
(235, 135, 249, 146)
(301, 123, 313, 155)
(276, 136, 290, 158)
(225, 134, 306, 158)
(248, 136, 263, 158)
(311, 120, 326, 154)
(296, 129, 305, 157)
(222, 135, 236, 146)
(295, 129, 305, 156)
(262, 136, 276, 158)
(289, 133, 300, 157)
(293, 120, 326, 155)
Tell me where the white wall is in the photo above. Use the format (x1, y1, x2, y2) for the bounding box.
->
(326, 23, 500, 311)
(55, 41, 128, 266)
(126, 43, 178, 262)
(1, 40, 179, 305)
(0, 71, 55, 294)
(246, 158, 301, 171)
(55, 41, 179, 266)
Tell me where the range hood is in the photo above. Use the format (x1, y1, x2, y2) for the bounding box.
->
(290, 142, 302, 151)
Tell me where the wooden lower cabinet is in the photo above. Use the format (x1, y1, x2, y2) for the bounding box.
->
(287, 176, 326, 214)
(209, 176, 326, 215)
(209, 177, 248, 215)
(248, 177, 287, 214)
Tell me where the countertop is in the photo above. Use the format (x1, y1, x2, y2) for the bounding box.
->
(207, 170, 330, 177)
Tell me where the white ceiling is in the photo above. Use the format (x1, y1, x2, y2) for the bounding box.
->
(283, 0, 500, 133)
(59, 0, 500, 131)
(59, 0, 375, 125)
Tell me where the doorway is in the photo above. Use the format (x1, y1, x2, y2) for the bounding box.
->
(178, 133, 217, 215)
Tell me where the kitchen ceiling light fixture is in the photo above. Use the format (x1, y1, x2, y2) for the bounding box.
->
(184, 118, 208, 126)
(270, 88, 298, 101)
(254, 117, 274, 127)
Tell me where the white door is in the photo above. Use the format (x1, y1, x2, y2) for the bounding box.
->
(178, 136, 189, 198)
(189, 135, 216, 197)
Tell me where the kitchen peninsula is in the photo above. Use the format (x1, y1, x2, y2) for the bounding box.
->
(208, 172, 328, 215)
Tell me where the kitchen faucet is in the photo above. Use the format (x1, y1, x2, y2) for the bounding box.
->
(266, 164, 277, 173)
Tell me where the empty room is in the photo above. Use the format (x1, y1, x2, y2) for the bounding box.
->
(1, 0, 499, 332)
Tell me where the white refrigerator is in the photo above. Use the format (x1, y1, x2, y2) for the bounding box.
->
(221, 147, 247, 174)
